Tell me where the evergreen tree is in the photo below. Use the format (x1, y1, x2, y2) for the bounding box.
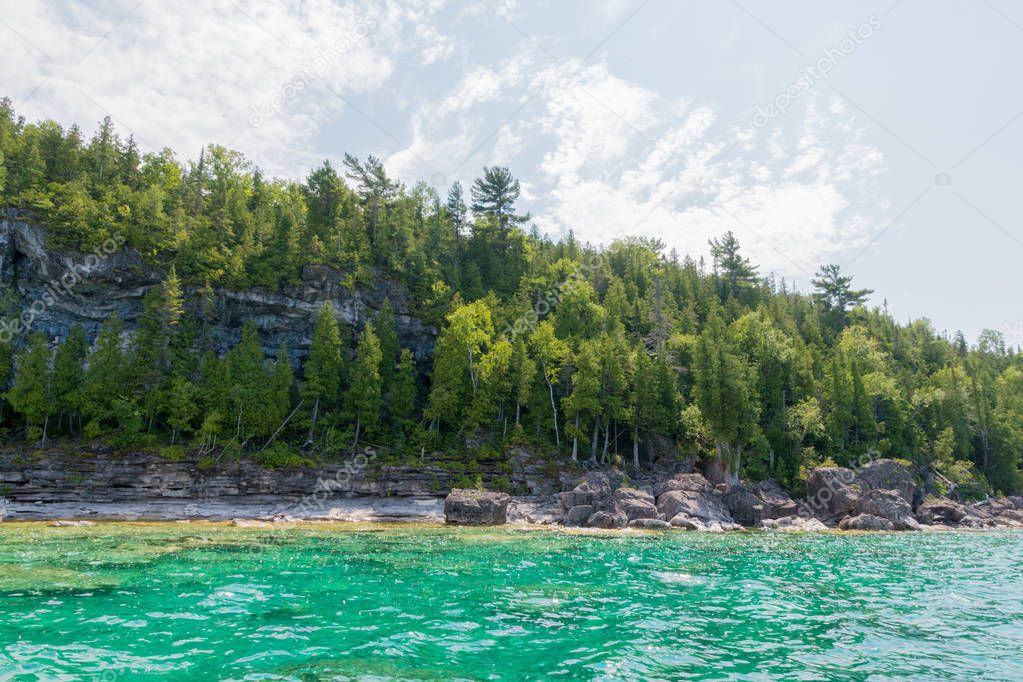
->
(302, 303, 342, 442)
(81, 314, 127, 431)
(389, 348, 418, 438)
(470, 166, 529, 230)
(51, 324, 87, 432)
(8, 332, 52, 444)
(346, 325, 382, 447)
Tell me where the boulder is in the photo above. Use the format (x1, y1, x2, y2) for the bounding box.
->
(839, 513, 895, 531)
(653, 473, 713, 498)
(656, 488, 734, 527)
(805, 467, 860, 521)
(668, 513, 742, 532)
(613, 488, 660, 521)
(857, 489, 920, 531)
(611, 487, 655, 506)
(586, 510, 628, 529)
(760, 515, 828, 532)
(752, 480, 799, 519)
(443, 489, 510, 525)
(628, 518, 672, 530)
(915, 498, 967, 525)
(560, 473, 614, 510)
(855, 459, 916, 505)
(564, 504, 595, 527)
(722, 486, 763, 526)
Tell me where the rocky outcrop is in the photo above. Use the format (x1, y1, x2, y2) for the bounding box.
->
(653, 473, 712, 498)
(723, 480, 798, 526)
(855, 459, 916, 505)
(856, 489, 920, 530)
(657, 474, 741, 531)
(0, 212, 436, 362)
(443, 489, 510, 525)
(805, 467, 861, 522)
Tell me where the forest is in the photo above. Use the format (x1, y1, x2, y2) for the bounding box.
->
(0, 99, 1020, 496)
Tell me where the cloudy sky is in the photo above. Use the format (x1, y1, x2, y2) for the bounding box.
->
(2, 0, 1021, 342)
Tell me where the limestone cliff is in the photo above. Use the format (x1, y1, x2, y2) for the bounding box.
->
(0, 208, 436, 362)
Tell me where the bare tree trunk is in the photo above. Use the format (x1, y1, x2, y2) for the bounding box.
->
(589, 417, 599, 462)
(306, 396, 320, 444)
(571, 414, 579, 461)
(633, 430, 640, 469)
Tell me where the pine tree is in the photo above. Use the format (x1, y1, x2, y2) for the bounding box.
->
(510, 338, 536, 427)
(166, 375, 196, 444)
(8, 332, 52, 444)
(346, 325, 382, 447)
(470, 166, 529, 231)
(389, 348, 417, 438)
(51, 324, 87, 433)
(81, 314, 127, 431)
(302, 303, 342, 442)
(375, 298, 399, 384)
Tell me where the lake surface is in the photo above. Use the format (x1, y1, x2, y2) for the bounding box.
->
(0, 523, 1020, 680)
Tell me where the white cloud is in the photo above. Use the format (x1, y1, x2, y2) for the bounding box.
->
(1, 0, 453, 177)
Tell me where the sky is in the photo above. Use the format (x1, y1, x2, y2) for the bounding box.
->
(1, 0, 1021, 344)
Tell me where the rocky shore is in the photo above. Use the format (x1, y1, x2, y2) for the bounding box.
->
(446, 458, 1023, 532)
(1, 447, 1020, 531)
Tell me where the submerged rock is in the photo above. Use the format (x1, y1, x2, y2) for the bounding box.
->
(443, 489, 510, 525)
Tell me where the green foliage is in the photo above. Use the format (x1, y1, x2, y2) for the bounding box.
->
(0, 102, 1019, 494)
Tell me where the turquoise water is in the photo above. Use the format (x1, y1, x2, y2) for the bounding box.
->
(0, 524, 1021, 680)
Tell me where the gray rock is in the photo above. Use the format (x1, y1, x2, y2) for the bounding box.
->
(857, 489, 920, 531)
(855, 459, 916, 505)
(586, 510, 627, 529)
(628, 518, 671, 530)
(751, 480, 799, 519)
(722, 486, 763, 526)
(611, 486, 655, 506)
(560, 473, 614, 510)
(805, 467, 860, 521)
(839, 513, 895, 531)
(915, 498, 967, 525)
(657, 488, 734, 527)
(615, 496, 660, 521)
(653, 473, 713, 498)
(760, 515, 828, 532)
(564, 504, 595, 527)
(443, 489, 510, 525)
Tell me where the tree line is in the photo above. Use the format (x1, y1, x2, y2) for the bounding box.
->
(0, 102, 1020, 494)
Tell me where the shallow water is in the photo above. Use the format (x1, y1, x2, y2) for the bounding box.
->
(0, 523, 1021, 680)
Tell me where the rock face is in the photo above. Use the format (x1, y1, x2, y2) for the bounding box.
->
(0, 212, 436, 363)
(855, 459, 916, 505)
(0, 446, 556, 501)
(805, 467, 861, 522)
(560, 473, 615, 510)
(653, 473, 712, 498)
(443, 489, 510, 525)
(856, 489, 920, 531)
(628, 518, 671, 530)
